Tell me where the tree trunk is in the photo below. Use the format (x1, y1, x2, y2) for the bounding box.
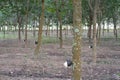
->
(88, 24, 92, 42)
(87, 10, 93, 43)
(34, 0, 44, 55)
(102, 21, 105, 36)
(18, 25, 21, 40)
(59, 15, 63, 48)
(113, 17, 118, 40)
(0, 26, 1, 31)
(107, 23, 109, 33)
(24, 0, 29, 48)
(33, 25, 36, 37)
(54, 0, 59, 38)
(54, 0, 63, 48)
(92, 0, 98, 63)
(114, 25, 117, 40)
(3, 26, 5, 39)
(33, 17, 36, 37)
(97, 22, 101, 44)
(24, 16, 28, 47)
(22, 26, 24, 34)
(72, 0, 82, 80)
(46, 18, 50, 36)
(57, 8, 63, 48)
(56, 21, 59, 37)
(17, 15, 22, 41)
(66, 25, 69, 35)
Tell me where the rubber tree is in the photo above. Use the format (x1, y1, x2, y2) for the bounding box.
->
(93, 0, 99, 63)
(57, 0, 63, 48)
(87, 0, 94, 43)
(54, 0, 59, 37)
(34, 0, 45, 55)
(72, 0, 82, 80)
(24, 0, 29, 47)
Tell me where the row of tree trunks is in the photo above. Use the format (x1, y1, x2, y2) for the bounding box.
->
(87, 0, 119, 63)
(56, 0, 63, 48)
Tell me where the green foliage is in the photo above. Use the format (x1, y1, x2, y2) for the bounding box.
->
(0, 0, 119, 30)
(82, 0, 120, 26)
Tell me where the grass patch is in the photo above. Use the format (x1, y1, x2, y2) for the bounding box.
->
(0, 32, 18, 39)
(42, 37, 59, 44)
(117, 73, 120, 76)
(0, 32, 59, 44)
(101, 37, 114, 41)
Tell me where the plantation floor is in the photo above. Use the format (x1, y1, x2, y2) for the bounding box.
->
(0, 38, 120, 80)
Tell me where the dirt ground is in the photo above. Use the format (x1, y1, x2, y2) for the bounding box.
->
(0, 38, 120, 80)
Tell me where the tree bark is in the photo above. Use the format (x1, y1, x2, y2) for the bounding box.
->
(54, 1, 59, 38)
(34, 0, 44, 55)
(97, 4, 102, 44)
(24, 0, 29, 48)
(72, 0, 82, 80)
(87, 10, 93, 43)
(98, 23, 101, 43)
(24, 15, 28, 47)
(17, 14, 22, 41)
(33, 17, 36, 37)
(46, 18, 50, 36)
(92, 0, 98, 63)
(59, 14, 63, 48)
(113, 17, 118, 40)
(102, 21, 105, 36)
(56, 20, 59, 37)
(107, 23, 109, 33)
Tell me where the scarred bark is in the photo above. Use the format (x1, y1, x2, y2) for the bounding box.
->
(72, 0, 82, 80)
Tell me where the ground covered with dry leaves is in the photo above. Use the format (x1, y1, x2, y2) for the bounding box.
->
(0, 38, 120, 80)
